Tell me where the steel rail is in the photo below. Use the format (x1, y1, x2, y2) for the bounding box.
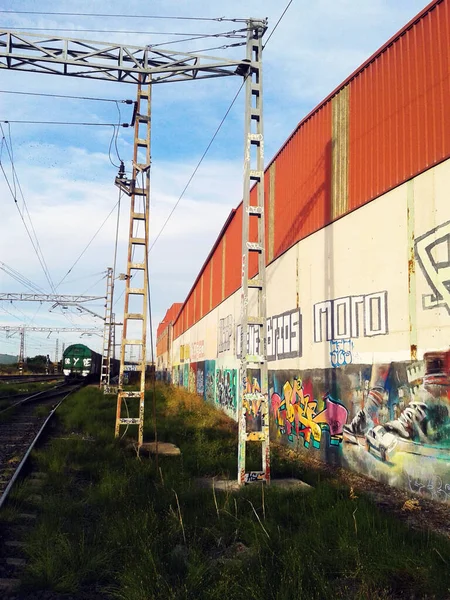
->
(0, 383, 66, 416)
(0, 385, 81, 510)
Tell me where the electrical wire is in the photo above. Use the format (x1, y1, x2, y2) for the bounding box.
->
(148, 79, 245, 254)
(0, 11, 247, 23)
(0, 90, 133, 103)
(0, 120, 130, 126)
(0, 125, 57, 294)
(145, 0, 293, 252)
(142, 173, 158, 470)
(55, 199, 121, 289)
(263, 0, 294, 49)
(3, 26, 247, 37)
(0, 262, 46, 294)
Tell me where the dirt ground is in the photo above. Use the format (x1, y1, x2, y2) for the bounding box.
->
(275, 443, 450, 540)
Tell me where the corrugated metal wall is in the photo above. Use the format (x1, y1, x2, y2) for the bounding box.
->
(273, 101, 332, 258)
(349, 0, 450, 210)
(164, 0, 450, 343)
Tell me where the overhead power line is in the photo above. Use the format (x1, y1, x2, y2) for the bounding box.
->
(0, 124, 56, 294)
(56, 199, 121, 289)
(0, 90, 134, 104)
(0, 10, 246, 22)
(147, 1, 294, 253)
(148, 79, 245, 254)
(263, 0, 294, 49)
(0, 120, 130, 126)
(3, 26, 247, 37)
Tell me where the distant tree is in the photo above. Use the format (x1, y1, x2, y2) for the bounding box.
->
(26, 354, 51, 373)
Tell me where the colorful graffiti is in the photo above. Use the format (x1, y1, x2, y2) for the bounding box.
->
(196, 363, 205, 396)
(216, 367, 237, 413)
(188, 364, 196, 393)
(204, 360, 216, 404)
(271, 377, 349, 448)
(330, 339, 353, 368)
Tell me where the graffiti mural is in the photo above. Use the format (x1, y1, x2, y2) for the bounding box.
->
(236, 308, 302, 361)
(218, 315, 233, 353)
(196, 362, 205, 396)
(314, 291, 388, 342)
(183, 363, 189, 390)
(415, 220, 450, 313)
(271, 376, 349, 448)
(204, 360, 216, 404)
(216, 367, 237, 414)
(190, 341, 205, 361)
(188, 364, 196, 393)
(330, 339, 353, 368)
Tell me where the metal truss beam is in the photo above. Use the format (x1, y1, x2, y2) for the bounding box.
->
(0, 325, 101, 334)
(0, 293, 103, 302)
(0, 30, 260, 84)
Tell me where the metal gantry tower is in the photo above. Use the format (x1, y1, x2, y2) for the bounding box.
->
(100, 267, 114, 392)
(0, 24, 268, 461)
(114, 80, 151, 446)
(238, 20, 270, 485)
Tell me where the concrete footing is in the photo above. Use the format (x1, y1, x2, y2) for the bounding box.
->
(196, 477, 312, 492)
(139, 442, 181, 456)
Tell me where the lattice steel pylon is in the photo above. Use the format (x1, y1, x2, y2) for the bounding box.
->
(114, 80, 151, 446)
(238, 19, 269, 486)
(100, 267, 114, 392)
(18, 327, 25, 375)
(54, 338, 59, 373)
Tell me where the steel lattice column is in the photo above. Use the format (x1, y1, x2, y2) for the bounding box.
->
(115, 79, 151, 446)
(238, 19, 269, 486)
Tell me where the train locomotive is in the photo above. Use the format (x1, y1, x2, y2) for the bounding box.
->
(62, 344, 120, 383)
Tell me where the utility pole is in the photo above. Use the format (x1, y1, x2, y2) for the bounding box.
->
(114, 79, 151, 446)
(100, 267, 114, 392)
(54, 338, 59, 373)
(18, 327, 24, 374)
(238, 19, 270, 485)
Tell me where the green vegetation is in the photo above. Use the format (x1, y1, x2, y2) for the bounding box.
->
(11, 385, 450, 599)
(0, 379, 60, 399)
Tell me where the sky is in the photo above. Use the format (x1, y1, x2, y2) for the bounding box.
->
(0, 0, 429, 361)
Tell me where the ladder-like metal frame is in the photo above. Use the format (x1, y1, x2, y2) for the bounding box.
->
(100, 267, 114, 391)
(238, 21, 269, 485)
(114, 80, 151, 446)
(18, 327, 25, 375)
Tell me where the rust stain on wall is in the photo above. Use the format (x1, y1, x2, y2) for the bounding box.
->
(331, 85, 349, 219)
(268, 162, 276, 262)
(222, 237, 226, 301)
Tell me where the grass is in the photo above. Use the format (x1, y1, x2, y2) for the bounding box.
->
(11, 384, 450, 600)
(0, 380, 60, 399)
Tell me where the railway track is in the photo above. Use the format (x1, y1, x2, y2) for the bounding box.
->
(0, 383, 81, 506)
(0, 382, 82, 594)
(0, 374, 64, 384)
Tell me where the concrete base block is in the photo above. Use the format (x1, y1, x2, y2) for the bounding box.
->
(196, 477, 312, 492)
(139, 442, 181, 456)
